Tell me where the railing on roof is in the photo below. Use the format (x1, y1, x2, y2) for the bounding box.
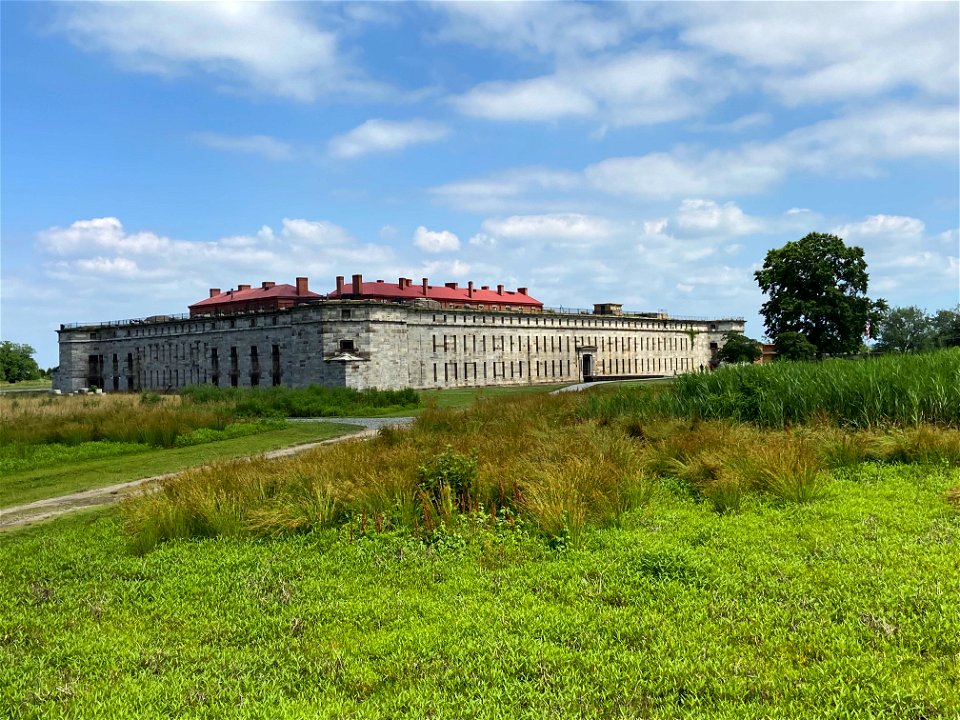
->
(60, 298, 743, 330)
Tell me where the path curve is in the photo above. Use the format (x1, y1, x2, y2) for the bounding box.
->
(0, 417, 414, 531)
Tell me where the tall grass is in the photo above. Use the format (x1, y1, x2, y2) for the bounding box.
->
(122, 349, 960, 551)
(581, 349, 960, 428)
(0, 394, 231, 449)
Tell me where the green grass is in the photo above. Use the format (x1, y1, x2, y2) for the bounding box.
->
(418, 383, 559, 410)
(580, 348, 960, 428)
(2, 462, 957, 718)
(1, 422, 360, 508)
(0, 378, 52, 393)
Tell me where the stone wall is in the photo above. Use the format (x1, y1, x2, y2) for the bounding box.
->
(56, 301, 744, 392)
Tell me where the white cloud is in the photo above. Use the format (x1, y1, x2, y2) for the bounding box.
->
(469, 233, 497, 249)
(193, 132, 293, 160)
(675, 199, 762, 235)
(328, 119, 449, 159)
(835, 215, 925, 240)
(480, 213, 612, 241)
(433, 2, 627, 57)
(431, 167, 582, 213)
(279, 218, 356, 246)
(38, 217, 170, 255)
(413, 226, 460, 253)
(379, 225, 399, 240)
(674, 2, 958, 103)
(52, 2, 389, 102)
(451, 50, 721, 126)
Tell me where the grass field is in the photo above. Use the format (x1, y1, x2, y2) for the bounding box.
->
(3, 353, 959, 717)
(1, 422, 359, 508)
(2, 460, 957, 718)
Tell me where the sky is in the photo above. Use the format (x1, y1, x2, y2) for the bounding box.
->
(2, 1, 958, 368)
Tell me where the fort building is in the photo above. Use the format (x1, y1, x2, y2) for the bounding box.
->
(55, 274, 744, 393)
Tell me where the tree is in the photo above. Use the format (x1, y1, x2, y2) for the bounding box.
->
(775, 331, 817, 361)
(754, 232, 885, 356)
(0, 341, 42, 383)
(716, 331, 761, 364)
(931, 306, 960, 348)
(874, 306, 934, 353)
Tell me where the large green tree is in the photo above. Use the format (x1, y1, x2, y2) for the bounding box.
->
(874, 306, 934, 353)
(716, 331, 762, 364)
(0, 341, 42, 383)
(754, 233, 885, 356)
(931, 306, 960, 348)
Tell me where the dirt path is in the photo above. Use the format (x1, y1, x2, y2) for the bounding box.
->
(1, 423, 393, 531)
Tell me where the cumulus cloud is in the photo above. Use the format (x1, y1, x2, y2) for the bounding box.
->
(328, 119, 449, 158)
(675, 199, 762, 235)
(51, 2, 390, 102)
(673, 2, 959, 103)
(830, 214, 958, 302)
(193, 132, 293, 160)
(413, 226, 460, 253)
(480, 213, 612, 241)
(451, 50, 722, 126)
(430, 167, 582, 212)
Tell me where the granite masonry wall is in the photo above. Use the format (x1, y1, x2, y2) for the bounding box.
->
(56, 301, 744, 393)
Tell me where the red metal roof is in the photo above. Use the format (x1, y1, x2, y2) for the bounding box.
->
(327, 279, 543, 308)
(189, 283, 320, 309)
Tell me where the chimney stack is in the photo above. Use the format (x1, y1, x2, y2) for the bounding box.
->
(209, 288, 220, 298)
(262, 281, 275, 290)
(238, 284, 251, 291)
(518, 287, 527, 295)
(468, 281, 474, 298)
(481, 285, 489, 290)
(352, 274, 363, 295)
(296, 277, 308, 296)
(497, 284, 504, 295)
(398, 277, 406, 289)
(336, 276, 345, 294)
(445, 282, 458, 289)
(422, 277, 429, 295)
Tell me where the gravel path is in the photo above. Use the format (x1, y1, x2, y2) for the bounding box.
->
(0, 417, 414, 531)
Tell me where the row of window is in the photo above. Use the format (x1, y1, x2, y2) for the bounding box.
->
(429, 313, 707, 331)
(431, 333, 693, 354)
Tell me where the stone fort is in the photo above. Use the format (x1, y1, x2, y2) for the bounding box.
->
(55, 274, 745, 393)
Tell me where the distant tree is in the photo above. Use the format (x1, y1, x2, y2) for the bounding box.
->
(716, 332, 761, 364)
(874, 306, 934, 353)
(0, 341, 42, 383)
(931, 306, 960, 348)
(775, 331, 817, 361)
(754, 232, 886, 357)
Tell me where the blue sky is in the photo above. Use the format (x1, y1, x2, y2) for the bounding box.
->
(2, 1, 958, 368)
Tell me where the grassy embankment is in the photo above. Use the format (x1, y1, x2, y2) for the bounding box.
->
(2, 350, 959, 717)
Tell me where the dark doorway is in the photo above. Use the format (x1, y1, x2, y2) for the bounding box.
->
(582, 354, 593, 380)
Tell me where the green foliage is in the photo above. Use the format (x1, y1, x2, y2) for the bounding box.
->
(755, 232, 886, 356)
(417, 446, 479, 517)
(0, 340, 42, 383)
(775, 331, 817, 361)
(876, 305, 960, 353)
(715, 331, 761, 364)
(180, 384, 420, 417)
(931, 306, 960, 348)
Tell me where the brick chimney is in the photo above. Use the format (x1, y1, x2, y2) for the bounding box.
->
(398, 277, 407, 289)
(518, 287, 527, 295)
(497, 284, 504, 295)
(336, 276, 345, 294)
(352, 274, 363, 295)
(481, 285, 489, 290)
(445, 282, 458, 289)
(238, 284, 251, 291)
(296, 277, 308, 296)
(468, 281, 474, 298)
(209, 288, 220, 298)
(261, 281, 275, 290)
(422, 277, 429, 295)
